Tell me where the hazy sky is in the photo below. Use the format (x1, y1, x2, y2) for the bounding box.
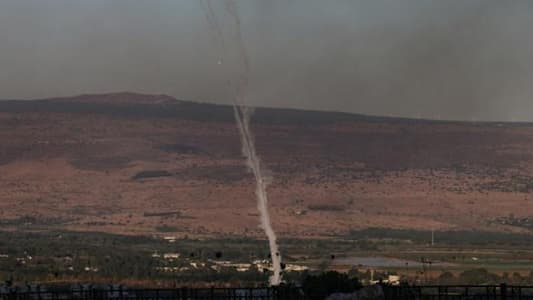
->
(1, 0, 533, 121)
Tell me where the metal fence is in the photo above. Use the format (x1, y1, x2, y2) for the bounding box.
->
(1, 284, 533, 300)
(383, 284, 533, 300)
(0, 287, 305, 300)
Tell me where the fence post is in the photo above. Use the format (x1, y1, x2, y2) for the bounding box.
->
(500, 283, 507, 300)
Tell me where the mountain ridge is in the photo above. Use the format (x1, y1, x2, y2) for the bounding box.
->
(0, 92, 532, 238)
(0, 92, 528, 126)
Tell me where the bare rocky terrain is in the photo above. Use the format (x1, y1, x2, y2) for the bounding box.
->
(0, 92, 533, 238)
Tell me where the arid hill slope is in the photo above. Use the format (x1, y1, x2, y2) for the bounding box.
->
(1, 93, 533, 238)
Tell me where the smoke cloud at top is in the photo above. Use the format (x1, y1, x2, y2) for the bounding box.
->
(0, 0, 532, 121)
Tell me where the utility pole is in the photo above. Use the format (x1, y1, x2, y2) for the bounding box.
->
(431, 229, 435, 247)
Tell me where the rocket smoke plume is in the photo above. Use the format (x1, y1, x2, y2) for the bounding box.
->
(200, 0, 283, 285)
(233, 104, 282, 286)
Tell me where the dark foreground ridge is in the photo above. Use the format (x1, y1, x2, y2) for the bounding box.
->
(1, 284, 533, 300)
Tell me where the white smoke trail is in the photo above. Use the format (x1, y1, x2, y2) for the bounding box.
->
(233, 105, 282, 285)
(199, 0, 225, 58)
(200, 0, 283, 285)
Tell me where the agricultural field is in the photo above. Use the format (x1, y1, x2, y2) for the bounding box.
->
(0, 229, 532, 286)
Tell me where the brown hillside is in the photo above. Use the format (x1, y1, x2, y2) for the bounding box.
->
(0, 93, 532, 238)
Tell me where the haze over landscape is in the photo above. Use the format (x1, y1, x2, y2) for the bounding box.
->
(3, 0, 533, 293)
(1, 0, 533, 121)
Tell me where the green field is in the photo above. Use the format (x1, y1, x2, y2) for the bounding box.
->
(0, 228, 532, 286)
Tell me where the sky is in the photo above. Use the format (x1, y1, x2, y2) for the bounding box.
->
(0, 0, 532, 121)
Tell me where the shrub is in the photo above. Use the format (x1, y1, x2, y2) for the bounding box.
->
(132, 170, 172, 180)
(302, 271, 361, 300)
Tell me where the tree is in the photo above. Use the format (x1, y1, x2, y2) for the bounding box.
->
(302, 271, 362, 300)
(438, 271, 456, 285)
(459, 269, 499, 285)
